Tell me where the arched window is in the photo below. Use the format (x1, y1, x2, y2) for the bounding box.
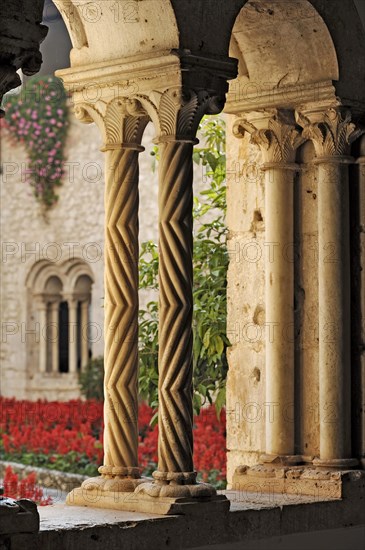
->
(26, 259, 94, 377)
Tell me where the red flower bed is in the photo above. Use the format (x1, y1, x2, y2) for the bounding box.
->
(0, 398, 226, 486)
(2, 465, 52, 506)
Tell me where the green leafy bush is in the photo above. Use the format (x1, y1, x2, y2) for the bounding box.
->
(78, 357, 104, 401)
(139, 115, 229, 416)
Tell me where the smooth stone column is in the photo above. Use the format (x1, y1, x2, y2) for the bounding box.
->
(313, 157, 356, 466)
(50, 301, 59, 373)
(80, 300, 89, 370)
(233, 111, 304, 464)
(38, 302, 48, 373)
(262, 162, 298, 459)
(298, 108, 363, 468)
(68, 298, 78, 374)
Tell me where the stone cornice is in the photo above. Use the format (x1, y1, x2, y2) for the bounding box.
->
(224, 80, 338, 115)
(56, 51, 183, 104)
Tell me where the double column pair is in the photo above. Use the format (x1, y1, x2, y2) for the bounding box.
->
(81, 91, 220, 498)
(234, 108, 363, 467)
(38, 297, 89, 374)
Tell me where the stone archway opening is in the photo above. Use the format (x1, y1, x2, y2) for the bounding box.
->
(28, 0, 365, 514)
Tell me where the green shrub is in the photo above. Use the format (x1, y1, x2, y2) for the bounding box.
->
(139, 115, 228, 416)
(78, 356, 104, 401)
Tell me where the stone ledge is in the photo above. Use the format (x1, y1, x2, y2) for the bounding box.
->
(30, 484, 365, 550)
(232, 465, 365, 499)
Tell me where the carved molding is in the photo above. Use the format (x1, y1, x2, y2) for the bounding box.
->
(74, 97, 149, 148)
(135, 87, 224, 141)
(233, 110, 305, 164)
(158, 88, 224, 140)
(296, 108, 364, 158)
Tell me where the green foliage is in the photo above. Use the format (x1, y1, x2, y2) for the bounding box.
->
(0, 449, 99, 477)
(78, 357, 104, 401)
(139, 116, 229, 416)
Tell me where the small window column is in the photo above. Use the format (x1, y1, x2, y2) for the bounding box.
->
(80, 299, 90, 370)
(50, 300, 60, 373)
(66, 295, 78, 374)
(35, 296, 48, 374)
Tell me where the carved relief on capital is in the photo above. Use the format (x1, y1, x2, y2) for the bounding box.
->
(296, 108, 364, 158)
(74, 97, 149, 148)
(233, 110, 305, 164)
(136, 87, 225, 142)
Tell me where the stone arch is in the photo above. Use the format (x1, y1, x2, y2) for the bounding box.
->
(53, 0, 180, 67)
(225, 0, 365, 110)
(229, 1, 338, 90)
(62, 257, 95, 295)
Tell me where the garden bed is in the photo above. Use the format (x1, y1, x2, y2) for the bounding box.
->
(0, 398, 226, 489)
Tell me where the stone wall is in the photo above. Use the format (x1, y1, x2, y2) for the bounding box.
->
(225, 117, 266, 481)
(0, 111, 161, 399)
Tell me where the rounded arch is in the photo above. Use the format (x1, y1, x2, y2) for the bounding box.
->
(26, 260, 67, 295)
(44, 275, 63, 295)
(53, 0, 180, 67)
(74, 274, 93, 294)
(230, 1, 338, 86)
(226, 0, 365, 109)
(61, 257, 95, 295)
(26, 257, 95, 296)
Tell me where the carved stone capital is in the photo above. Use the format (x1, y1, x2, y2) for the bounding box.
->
(74, 97, 149, 149)
(233, 110, 305, 164)
(139, 87, 224, 142)
(296, 108, 364, 159)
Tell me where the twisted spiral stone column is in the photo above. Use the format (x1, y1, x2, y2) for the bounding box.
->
(82, 145, 144, 492)
(157, 140, 194, 475)
(136, 139, 215, 498)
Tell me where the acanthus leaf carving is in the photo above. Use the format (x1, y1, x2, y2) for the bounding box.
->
(149, 88, 225, 141)
(296, 108, 364, 158)
(233, 110, 305, 164)
(74, 98, 149, 148)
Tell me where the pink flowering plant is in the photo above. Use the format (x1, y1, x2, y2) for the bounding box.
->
(1, 75, 69, 208)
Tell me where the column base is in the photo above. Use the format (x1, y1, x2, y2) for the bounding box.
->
(66, 488, 229, 516)
(260, 453, 303, 466)
(79, 466, 147, 493)
(232, 464, 365, 499)
(135, 471, 216, 498)
(312, 457, 359, 469)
